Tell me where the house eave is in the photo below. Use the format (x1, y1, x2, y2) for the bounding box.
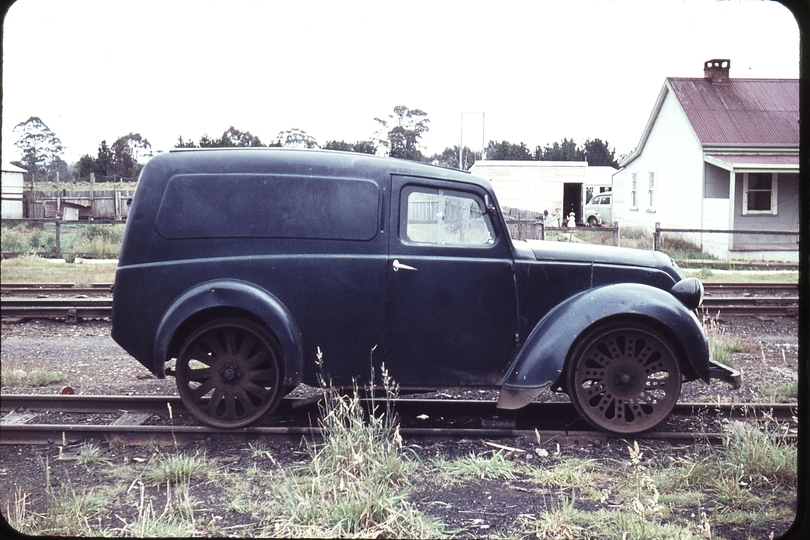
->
(618, 83, 672, 168)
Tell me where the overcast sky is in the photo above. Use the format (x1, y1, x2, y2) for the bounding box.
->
(1, 0, 801, 165)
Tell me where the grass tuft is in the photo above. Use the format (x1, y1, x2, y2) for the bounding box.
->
(269, 349, 447, 538)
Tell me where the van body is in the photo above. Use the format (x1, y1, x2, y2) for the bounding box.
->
(111, 149, 736, 432)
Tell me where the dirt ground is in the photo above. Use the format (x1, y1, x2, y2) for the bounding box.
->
(0, 314, 802, 538)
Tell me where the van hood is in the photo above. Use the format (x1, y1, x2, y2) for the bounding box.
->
(524, 239, 683, 280)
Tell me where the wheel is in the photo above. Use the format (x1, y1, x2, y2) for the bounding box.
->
(175, 317, 284, 428)
(566, 321, 681, 434)
(588, 216, 599, 227)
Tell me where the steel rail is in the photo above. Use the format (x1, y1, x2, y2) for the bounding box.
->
(703, 283, 797, 293)
(0, 422, 796, 447)
(1, 394, 797, 419)
(1, 287, 112, 297)
(1, 395, 796, 446)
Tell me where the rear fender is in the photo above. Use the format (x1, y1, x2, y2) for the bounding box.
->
(152, 280, 303, 386)
(497, 283, 709, 409)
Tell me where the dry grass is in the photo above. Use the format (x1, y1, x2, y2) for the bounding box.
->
(1, 255, 117, 286)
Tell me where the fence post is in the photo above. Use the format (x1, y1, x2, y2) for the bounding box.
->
(114, 175, 120, 220)
(653, 222, 661, 251)
(54, 218, 61, 255)
(540, 221, 545, 241)
(613, 221, 620, 247)
(89, 172, 95, 219)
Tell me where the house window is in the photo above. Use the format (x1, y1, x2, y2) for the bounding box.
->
(647, 171, 656, 212)
(630, 172, 638, 210)
(743, 173, 778, 215)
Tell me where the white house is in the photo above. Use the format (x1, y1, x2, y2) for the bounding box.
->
(1, 162, 26, 219)
(469, 161, 615, 221)
(612, 59, 799, 262)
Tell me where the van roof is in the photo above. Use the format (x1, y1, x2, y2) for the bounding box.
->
(161, 146, 475, 180)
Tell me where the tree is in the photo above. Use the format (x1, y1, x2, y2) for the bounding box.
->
(12, 117, 65, 180)
(106, 133, 152, 178)
(96, 140, 114, 176)
(538, 138, 584, 161)
(175, 136, 197, 148)
(428, 145, 479, 170)
(220, 126, 265, 147)
(277, 128, 318, 148)
(485, 140, 534, 161)
(582, 138, 619, 167)
(74, 154, 98, 180)
(110, 137, 139, 178)
(322, 140, 377, 155)
(120, 133, 153, 162)
(374, 105, 430, 162)
(184, 127, 269, 148)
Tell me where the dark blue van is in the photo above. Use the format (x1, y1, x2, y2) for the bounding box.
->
(111, 148, 736, 433)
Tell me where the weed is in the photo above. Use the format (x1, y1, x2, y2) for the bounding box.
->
(721, 420, 796, 487)
(269, 349, 446, 538)
(0, 359, 66, 388)
(529, 457, 598, 489)
(431, 449, 518, 484)
(770, 382, 798, 401)
(76, 443, 107, 466)
(143, 452, 210, 485)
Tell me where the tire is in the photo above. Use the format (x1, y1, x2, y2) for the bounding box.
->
(566, 321, 681, 434)
(175, 317, 284, 428)
(588, 216, 599, 227)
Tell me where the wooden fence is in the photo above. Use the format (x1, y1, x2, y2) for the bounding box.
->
(22, 190, 135, 220)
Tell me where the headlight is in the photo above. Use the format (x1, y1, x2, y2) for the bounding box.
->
(670, 278, 704, 310)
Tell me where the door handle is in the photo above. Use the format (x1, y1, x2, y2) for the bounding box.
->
(392, 259, 417, 272)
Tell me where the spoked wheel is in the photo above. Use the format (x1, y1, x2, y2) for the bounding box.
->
(175, 317, 284, 428)
(566, 321, 681, 434)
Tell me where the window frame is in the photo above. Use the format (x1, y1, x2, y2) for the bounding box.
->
(630, 171, 638, 211)
(742, 172, 778, 216)
(398, 184, 496, 248)
(646, 170, 656, 213)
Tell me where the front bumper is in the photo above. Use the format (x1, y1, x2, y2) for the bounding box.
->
(708, 358, 742, 389)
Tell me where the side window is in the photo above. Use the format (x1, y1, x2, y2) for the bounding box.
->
(400, 186, 494, 246)
(743, 172, 778, 215)
(602, 196, 611, 205)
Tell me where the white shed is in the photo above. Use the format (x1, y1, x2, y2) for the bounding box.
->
(469, 161, 615, 223)
(1, 162, 26, 219)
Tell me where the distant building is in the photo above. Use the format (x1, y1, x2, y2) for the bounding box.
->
(1, 162, 26, 219)
(612, 59, 799, 262)
(469, 161, 615, 222)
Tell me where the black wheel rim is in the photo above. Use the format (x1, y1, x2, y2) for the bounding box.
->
(176, 319, 283, 428)
(569, 324, 681, 434)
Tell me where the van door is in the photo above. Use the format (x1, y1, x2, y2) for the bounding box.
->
(385, 175, 519, 387)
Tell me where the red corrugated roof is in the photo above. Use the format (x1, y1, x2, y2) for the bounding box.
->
(667, 78, 799, 146)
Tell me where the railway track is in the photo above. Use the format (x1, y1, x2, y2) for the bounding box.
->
(0, 282, 799, 319)
(0, 394, 797, 446)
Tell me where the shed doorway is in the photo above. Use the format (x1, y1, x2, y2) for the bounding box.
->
(563, 182, 584, 224)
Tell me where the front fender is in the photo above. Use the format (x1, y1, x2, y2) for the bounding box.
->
(497, 283, 709, 409)
(152, 280, 303, 386)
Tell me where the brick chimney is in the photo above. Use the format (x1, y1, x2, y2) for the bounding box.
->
(704, 59, 730, 85)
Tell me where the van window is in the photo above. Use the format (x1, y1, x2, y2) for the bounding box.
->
(156, 174, 379, 240)
(400, 186, 493, 246)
